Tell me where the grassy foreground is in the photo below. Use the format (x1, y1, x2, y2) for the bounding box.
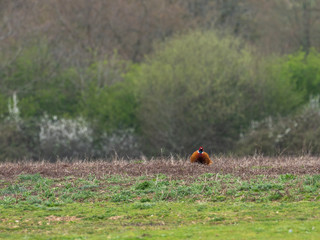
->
(1, 201, 320, 239)
(0, 158, 320, 239)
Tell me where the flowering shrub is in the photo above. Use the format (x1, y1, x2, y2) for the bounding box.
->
(93, 129, 140, 158)
(39, 115, 140, 159)
(237, 97, 320, 155)
(39, 115, 93, 159)
(0, 93, 140, 160)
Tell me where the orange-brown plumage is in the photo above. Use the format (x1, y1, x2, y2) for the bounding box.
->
(190, 147, 213, 165)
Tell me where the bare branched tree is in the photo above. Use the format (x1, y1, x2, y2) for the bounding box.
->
(250, 0, 320, 55)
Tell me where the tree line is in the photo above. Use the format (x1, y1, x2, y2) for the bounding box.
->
(1, 0, 320, 160)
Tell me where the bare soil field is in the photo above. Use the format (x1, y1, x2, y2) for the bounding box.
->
(1, 156, 320, 180)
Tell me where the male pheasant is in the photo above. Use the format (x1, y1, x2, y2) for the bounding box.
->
(190, 146, 213, 165)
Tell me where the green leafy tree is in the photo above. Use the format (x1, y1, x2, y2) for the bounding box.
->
(0, 43, 82, 118)
(81, 81, 137, 133)
(80, 60, 138, 133)
(281, 49, 320, 101)
(134, 30, 302, 155)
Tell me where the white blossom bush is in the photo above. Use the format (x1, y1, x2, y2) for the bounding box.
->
(3, 93, 141, 159)
(39, 115, 93, 159)
(237, 96, 320, 155)
(93, 128, 141, 158)
(39, 115, 140, 159)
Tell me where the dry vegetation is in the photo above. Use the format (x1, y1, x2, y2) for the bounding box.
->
(1, 156, 320, 180)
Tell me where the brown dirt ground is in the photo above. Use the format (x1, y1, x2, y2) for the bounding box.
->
(1, 156, 320, 180)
